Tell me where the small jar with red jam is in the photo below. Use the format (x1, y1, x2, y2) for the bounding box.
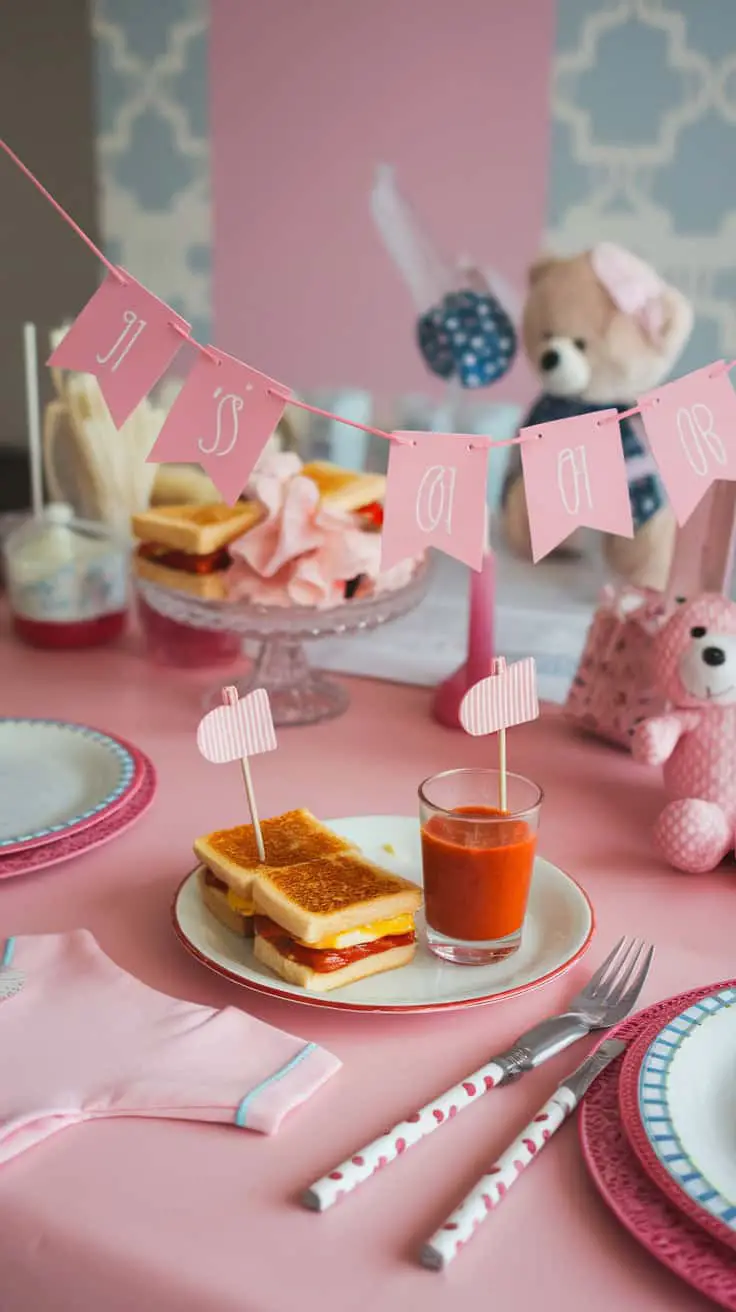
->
(3, 503, 129, 649)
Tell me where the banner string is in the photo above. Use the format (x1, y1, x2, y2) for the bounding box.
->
(4, 135, 736, 457)
(265, 392, 412, 446)
(0, 138, 123, 283)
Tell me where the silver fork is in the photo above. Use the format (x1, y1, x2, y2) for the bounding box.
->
(491, 935, 654, 1081)
(302, 936, 653, 1212)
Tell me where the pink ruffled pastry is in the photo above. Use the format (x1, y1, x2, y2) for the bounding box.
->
(227, 455, 407, 609)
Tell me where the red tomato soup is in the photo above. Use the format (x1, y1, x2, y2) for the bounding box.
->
(421, 805, 537, 942)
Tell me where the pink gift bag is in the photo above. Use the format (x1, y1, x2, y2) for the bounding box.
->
(565, 482, 736, 749)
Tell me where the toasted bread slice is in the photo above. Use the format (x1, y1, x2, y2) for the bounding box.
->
(151, 464, 221, 507)
(133, 552, 228, 600)
(193, 809, 355, 900)
(302, 461, 386, 514)
(252, 851, 422, 944)
(131, 502, 262, 554)
(197, 867, 254, 937)
(254, 934, 415, 992)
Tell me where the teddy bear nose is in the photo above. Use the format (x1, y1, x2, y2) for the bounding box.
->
(540, 348, 560, 372)
(702, 646, 726, 667)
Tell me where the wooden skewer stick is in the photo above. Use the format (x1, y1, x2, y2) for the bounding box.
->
(492, 657, 508, 812)
(497, 726, 507, 812)
(222, 687, 265, 862)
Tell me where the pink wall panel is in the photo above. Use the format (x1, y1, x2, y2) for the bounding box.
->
(211, 0, 555, 403)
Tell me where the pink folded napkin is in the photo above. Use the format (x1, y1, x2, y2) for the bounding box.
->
(0, 930, 340, 1165)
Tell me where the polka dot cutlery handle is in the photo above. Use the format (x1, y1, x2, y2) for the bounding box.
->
(419, 1037, 626, 1270)
(301, 1057, 507, 1213)
(420, 1091, 573, 1271)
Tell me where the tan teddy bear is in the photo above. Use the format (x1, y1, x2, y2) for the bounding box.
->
(501, 243, 693, 590)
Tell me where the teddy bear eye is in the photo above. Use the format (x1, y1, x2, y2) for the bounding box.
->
(690, 626, 707, 638)
(574, 338, 586, 351)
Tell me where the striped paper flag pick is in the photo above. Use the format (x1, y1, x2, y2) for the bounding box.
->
(459, 657, 539, 736)
(197, 687, 277, 763)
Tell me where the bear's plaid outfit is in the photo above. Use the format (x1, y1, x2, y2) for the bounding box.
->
(502, 394, 663, 529)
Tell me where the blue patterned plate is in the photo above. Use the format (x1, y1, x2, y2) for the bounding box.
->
(0, 718, 137, 852)
(637, 988, 736, 1245)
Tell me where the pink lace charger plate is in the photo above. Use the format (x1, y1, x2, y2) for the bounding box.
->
(619, 987, 736, 1254)
(0, 743, 157, 879)
(579, 981, 736, 1311)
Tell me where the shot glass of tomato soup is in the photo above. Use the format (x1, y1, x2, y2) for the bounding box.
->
(419, 767, 542, 965)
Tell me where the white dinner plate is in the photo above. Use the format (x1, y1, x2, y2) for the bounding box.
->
(637, 988, 736, 1245)
(172, 814, 594, 1013)
(0, 718, 137, 851)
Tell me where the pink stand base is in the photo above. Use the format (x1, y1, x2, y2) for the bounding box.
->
(431, 551, 495, 729)
(431, 663, 476, 729)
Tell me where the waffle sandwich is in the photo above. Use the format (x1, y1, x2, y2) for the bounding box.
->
(302, 461, 386, 523)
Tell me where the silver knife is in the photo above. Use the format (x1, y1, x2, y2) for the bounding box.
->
(421, 1038, 627, 1270)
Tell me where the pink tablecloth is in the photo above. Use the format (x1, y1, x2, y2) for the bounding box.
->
(0, 630, 730, 1312)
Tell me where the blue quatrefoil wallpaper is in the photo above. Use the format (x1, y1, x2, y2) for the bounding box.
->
(92, 0, 736, 378)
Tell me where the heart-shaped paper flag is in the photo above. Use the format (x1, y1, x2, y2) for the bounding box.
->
(459, 657, 539, 736)
(197, 687, 277, 763)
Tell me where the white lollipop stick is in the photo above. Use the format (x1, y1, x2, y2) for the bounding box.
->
(23, 322, 43, 517)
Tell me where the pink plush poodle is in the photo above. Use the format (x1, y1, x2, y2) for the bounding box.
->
(632, 593, 736, 873)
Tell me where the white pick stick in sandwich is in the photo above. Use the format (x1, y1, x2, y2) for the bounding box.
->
(196, 686, 278, 862)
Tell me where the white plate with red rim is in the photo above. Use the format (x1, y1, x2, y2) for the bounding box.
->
(172, 814, 595, 1013)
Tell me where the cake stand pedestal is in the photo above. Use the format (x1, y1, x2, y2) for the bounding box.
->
(136, 561, 430, 727)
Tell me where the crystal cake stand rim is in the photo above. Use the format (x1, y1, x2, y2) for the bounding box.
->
(135, 556, 432, 639)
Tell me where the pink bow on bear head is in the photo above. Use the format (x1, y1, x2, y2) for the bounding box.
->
(590, 242, 666, 342)
(652, 593, 736, 710)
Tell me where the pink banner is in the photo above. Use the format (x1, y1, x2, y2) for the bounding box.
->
(380, 431, 488, 572)
(148, 349, 291, 505)
(48, 270, 190, 428)
(520, 409, 633, 562)
(639, 364, 736, 525)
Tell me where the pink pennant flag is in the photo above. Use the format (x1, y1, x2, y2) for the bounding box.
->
(380, 431, 489, 572)
(48, 270, 190, 428)
(197, 687, 277, 763)
(148, 348, 290, 504)
(639, 364, 736, 525)
(459, 656, 539, 736)
(520, 410, 633, 562)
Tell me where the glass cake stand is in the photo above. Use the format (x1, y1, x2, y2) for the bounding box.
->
(135, 558, 431, 726)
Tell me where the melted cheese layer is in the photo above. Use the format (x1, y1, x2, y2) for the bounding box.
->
(226, 890, 255, 916)
(302, 914, 414, 950)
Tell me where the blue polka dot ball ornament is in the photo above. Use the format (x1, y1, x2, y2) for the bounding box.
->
(416, 289, 518, 387)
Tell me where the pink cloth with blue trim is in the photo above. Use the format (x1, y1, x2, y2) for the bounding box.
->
(0, 930, 340, 1164)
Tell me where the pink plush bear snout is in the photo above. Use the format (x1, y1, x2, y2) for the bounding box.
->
(633, 593, 736, 872)
(677, 626, 736, 706)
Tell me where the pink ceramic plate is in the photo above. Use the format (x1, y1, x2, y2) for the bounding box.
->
(619, 997, 736, 1253)
(580, 983, 736, 1311)
(0, 752, 157, 879)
